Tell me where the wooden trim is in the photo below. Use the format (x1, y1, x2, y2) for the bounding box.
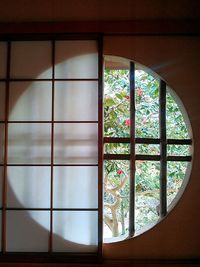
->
(0, 20, 200, 36)
(104, 137, 192, 145)
(129, 62, 135, 237)
(97, 36, 103, 261)
(2, 41, 10, 253)
(0, 253, 98, 263)
(49, 40, 55, 252)
(159, 80, 167, 218)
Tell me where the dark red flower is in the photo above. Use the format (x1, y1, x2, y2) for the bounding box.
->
(125, 119, 130, 126)
(117, 169, 123, 175)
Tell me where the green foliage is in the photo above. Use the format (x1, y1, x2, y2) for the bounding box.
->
(103, 67, 190, 238)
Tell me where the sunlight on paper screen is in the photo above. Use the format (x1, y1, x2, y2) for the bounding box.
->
(5, 40, 98, 250)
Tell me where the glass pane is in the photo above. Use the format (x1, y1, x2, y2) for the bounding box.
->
(135, 144, 160, 155)
(104, 143, 130, 154)
(9, 82, 52, 121)
(104, 160, 130, 239)
(166, 90, 189, 139)
(53, 211, 98, 252)
(0, 83, 5, 121)
(0, 42, 7, 78)
(0, 124, 4, 164)
(135, 161, 160, 232)
(167, 161, 188, 207)
(167, 144, 191, 156)
(7, 167, 51, 208)
(54, 81, 98, 121)
(54, 123, 98, 164)
(10, 41, 52, 79)
(104, 69, 130, 137)
(53, 166, 98, 208)
(6, 211, 50, 252)
(8, 123, 51, 164)
(55, 40, 98, 79)
(135, 69, 159, 138)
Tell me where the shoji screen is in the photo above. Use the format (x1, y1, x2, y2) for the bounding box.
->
(0, 38, 102, 259)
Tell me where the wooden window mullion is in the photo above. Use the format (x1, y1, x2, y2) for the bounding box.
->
(49, 40, 55, 252)
(159, 80, 167, 217)
(129, 62, 135, 236)
(98, 36, 103, 259)
(2, 41, 11, 253)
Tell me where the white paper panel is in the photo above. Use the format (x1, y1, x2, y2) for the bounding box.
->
(53, 166, 98, 208)
(0, 42, 7, 78)
(53, 211, 98, 252)
(54, 81, 98, 121)
(6, 211, 50, 252)
(0, 167, 3, 208)
(9, 82, 52, 121)
(7, 167, 51, 208)
(54, 123, 98, 164)
(10, 41, 52, 79)
(8, 123, 51, 164)
(0, 124, 4, 164)
(0, 83, 5, 121)
(55, 40, 98, 79)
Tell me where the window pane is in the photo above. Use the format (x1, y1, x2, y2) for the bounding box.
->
(7, 167, 51, 208)
(135, 161, 160, 231)
(9, 82, 52, 121)
(10, 41, 52, 79)
(8, 123, 51, 164)
(135, 70, 159, 138)
(0, 124, 4, 164)
(0, 83, 5, 121)
(135, 144, 160, 155)
(0, 42, 7, 78)
(6, 211, 50, 252)
(55, 40, 98, 79)
(53, 211, 98, 252)
(53, 166, 98, 208)
(54, 123, 98, 164)
(104, 160, 130, 239)
(167, 161, 188, 207)
(54, 81, 98, 121)
(166, 90, 189, 139)
(104, 143, 130, 154)
(104, 69, 130, 137)
(167, 144, 191, 156)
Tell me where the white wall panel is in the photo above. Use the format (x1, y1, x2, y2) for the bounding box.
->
(8, 123, 51, 164)
(10, 41, 52, 79)
(53, 166, 98, 208)
(9, 82, 52, 121)
(54, 81, 98, 121)
(7, 167, 51, 208)
(54, 123, 98, 164)
(55, 40, 98, 79)
(53, 211, 98, 252)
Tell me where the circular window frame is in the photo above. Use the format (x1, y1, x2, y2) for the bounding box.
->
(103, 55, 193, 243)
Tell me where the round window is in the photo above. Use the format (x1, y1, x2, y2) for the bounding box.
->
(103, 56, 192, 242)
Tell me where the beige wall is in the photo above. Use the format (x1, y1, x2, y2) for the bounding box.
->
(103, 36, 200, 259)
